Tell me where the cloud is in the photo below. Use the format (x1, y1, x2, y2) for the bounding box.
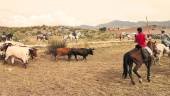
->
(0, 11, 82, 27)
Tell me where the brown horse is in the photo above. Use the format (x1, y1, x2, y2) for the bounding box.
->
(122, 41, 157, 85)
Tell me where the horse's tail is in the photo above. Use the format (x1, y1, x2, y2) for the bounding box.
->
(122, 53, 132, 79)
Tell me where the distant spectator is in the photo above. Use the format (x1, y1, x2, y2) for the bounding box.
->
(161, 30, 170, 48)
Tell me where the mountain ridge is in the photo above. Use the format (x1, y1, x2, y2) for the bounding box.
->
(79, 20, 170, 29)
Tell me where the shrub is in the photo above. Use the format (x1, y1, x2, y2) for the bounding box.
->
(47, 39, 66, 54)
(99, 27, 107, 32)
(13, 32, 26, 41)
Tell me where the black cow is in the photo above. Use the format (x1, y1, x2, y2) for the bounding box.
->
(70, 48, 95, 60)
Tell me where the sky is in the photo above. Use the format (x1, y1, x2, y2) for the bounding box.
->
(0, 0, 170, 26)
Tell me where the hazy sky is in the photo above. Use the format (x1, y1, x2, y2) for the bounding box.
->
(0, 0, 170, 26)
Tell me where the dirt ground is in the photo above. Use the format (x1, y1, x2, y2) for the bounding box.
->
(0, 44, 170, 96)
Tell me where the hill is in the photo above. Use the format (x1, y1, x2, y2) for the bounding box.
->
(79, 20, 170, 29)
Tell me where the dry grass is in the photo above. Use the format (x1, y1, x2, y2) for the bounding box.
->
(0, 44, 169, 96)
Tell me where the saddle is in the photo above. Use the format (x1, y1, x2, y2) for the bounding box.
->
(134, 45, 151, 63)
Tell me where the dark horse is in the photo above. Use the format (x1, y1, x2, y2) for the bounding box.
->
(37, 34, 48, 41)
(122, 41, 157, 85)
(6, 33, 13, 41)
(0, 33, 13, 42)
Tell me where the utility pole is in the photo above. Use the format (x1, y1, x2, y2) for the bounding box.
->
(146, 16, 152, 39)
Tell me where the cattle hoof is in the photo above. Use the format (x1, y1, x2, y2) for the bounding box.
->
(147, 79, 151, 82)
(131, 81, 135, 85)
(139, 78, 143, 83)
(23, 64, 27, 69)
(147, 77, 151, 82)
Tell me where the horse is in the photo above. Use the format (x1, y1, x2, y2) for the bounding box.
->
(63, 32, 82, 42)
(6, 33, 13, 41)
(0, 33, 13, 42)
(122, 41, 157, 85)
(121, 32, 133, 40)
(154, 43, 170, 65)
(0, 34, 7, 42)
(37, 34, 48, 41)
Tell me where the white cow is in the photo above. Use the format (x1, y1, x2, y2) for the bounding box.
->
(5, 41, 24, 46)
(5, 46, 31, 68)
(155, 43, 170, 65)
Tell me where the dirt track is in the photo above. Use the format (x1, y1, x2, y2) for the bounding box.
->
(0, 45, 170, 96)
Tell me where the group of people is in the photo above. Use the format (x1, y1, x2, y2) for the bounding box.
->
(135, 27, 170, 62)
(123, 27, 170, 85)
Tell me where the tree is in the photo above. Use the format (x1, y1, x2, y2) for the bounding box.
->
(99, 27, 107, 32)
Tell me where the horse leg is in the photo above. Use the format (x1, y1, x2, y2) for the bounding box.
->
(129, 63, 135, 85)
(133, 64, 142, 83)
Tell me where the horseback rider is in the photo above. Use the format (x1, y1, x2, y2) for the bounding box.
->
(2, 32, 6, 37)
(161, 30, 170, 48)
(135, 27, 153, 62)
(1, 32, 7, 41)
(72, 31, 77, 39)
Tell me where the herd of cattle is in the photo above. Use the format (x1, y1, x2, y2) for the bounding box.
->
(53, 48, 95, 61)
(0, 41, 95, 68)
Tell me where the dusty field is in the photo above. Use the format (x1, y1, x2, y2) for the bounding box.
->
(0, 44, 170, 96)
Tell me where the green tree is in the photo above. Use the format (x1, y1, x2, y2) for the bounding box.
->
(99, 27, 107, 32)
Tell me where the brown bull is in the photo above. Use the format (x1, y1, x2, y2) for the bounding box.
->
(53, 48, 72, 61)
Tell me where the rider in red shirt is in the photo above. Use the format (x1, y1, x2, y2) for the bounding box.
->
(135, 27, 146, 48)
(135, 27, 149, 62)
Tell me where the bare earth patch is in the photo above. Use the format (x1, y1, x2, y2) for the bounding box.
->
(0, 45, 170, 96)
